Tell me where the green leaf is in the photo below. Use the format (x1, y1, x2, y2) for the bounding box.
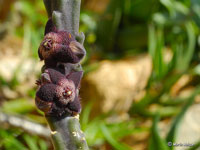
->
(160, 0, 175, 17)
(187, 140, 200, 150)
(81, 102, 92, 130)
(148, 23, 156, 59)
(100, 123, 131, 150)
(38, 140, 48, 150)
(148, 114, 169, 150)
(84, 117, 142, 147)
(23, 134, 38, 150)
(174, 1, 189, 15)
(148, 23, 168, 79)
(166, 86, 200, 149)
(108, 120, 146, 140)
(184, 22, 196, 69)
(0, 129, 26, 150)
(2, 99, 35, 114)
(4, 137, 27, 150)
(96, 0, 122, 52)
(174, 22, 196, 71)
(84, 119, 104, 146)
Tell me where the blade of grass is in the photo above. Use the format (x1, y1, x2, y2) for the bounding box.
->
(100, 123, 131, 150)
(23, 134, 38, 150)
(4, 137, 27, 150)
(148, 23, 168, 79)
(148, 114, 169, 150)
(187, 140, 200, 150)
(155, 26, 167, 78)
(174, 22, 196, 71)
(129, 72, 181, 116)
(184, 22, 196, 70)
(166, 86, 200, 149)
(0, 129, 27, 150)
(38, 139, 48, 150)
(148, 23, 156, 57)
(83, 118, 104, 146)
(2, 99, 35, 114)
(81, 102, 92, 130)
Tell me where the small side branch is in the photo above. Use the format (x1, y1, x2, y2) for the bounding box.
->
(0, 111, 50, 138)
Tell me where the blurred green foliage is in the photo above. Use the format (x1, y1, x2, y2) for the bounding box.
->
(11, 0, 46, 58)
(0, 0, 200, 150)
(0, 127, 48, 150)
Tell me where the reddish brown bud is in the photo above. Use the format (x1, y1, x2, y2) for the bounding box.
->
(38, 19, 86, 68)
(35, 69, 82, 117)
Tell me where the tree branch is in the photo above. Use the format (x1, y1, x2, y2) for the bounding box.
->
(0, 111, 50, 138)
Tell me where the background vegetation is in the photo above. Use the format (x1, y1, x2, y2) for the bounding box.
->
(0, 0, 200, 150)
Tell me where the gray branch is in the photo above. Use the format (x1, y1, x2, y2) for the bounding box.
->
(0, 111, 50, 138)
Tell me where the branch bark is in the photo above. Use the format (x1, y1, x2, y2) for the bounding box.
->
(0, 111, 50, 138)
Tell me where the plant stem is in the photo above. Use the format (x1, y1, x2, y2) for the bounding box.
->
(42, 0, 89, 149)
(43, 0, 85, 43)
(46, 115, 88, 150)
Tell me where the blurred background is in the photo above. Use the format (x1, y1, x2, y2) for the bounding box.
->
(0, 0, 200, 150)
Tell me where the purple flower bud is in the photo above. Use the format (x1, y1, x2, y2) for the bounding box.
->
(38, 19, 86, 68)
(35, 69, 82, 117)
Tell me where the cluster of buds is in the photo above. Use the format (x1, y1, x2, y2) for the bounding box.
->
(35, 19, 86, 117)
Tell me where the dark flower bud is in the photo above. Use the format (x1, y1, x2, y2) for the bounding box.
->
(66, 94, 81, 115)
(35, 84, 55, 114)
(44, 18, 57, 35)
(43, 68, 83, 88)
(35, 69, 83, 117)
(69, 41, 86, 62)
(38, 19, 86, 68)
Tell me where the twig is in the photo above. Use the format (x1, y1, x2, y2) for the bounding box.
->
(0, 111, 50, 138)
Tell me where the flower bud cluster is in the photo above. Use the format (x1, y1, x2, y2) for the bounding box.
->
(35, 19, 85, 117)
